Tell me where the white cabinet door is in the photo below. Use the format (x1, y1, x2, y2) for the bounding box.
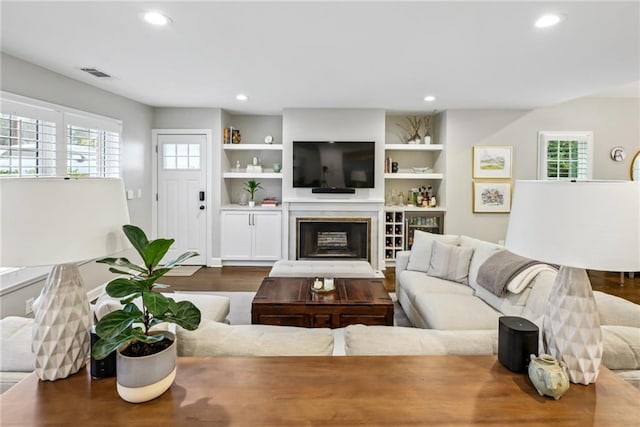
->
(220, 211, 252, 260)
(252, 211, 282, 261)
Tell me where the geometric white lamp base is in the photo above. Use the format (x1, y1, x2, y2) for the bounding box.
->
(543, 266, 603, 385)
(32, 263, 91, 381)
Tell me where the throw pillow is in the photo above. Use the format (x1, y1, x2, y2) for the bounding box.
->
(426, 240, 475, 284)
(406, 231, 459, 273)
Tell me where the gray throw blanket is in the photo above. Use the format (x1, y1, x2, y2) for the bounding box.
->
(476, 250, 547, 296)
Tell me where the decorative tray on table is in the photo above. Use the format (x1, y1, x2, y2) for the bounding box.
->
(310, 278, 336, 294)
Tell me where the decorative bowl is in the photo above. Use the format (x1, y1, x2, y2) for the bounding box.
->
(412, 167, 430, 173)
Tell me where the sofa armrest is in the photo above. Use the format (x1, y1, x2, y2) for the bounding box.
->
(395, 251, 411, 287)
(594, 291, 640, 327)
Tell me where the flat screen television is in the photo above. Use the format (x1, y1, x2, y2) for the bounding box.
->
(292, 141, 376, 189)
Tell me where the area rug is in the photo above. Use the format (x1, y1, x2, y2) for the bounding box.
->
(163, 265, 202, 277)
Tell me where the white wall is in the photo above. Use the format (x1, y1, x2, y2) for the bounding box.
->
(282, 108, 386, 202)
(445, 97, 640, 243)
(0, 53, 153, 317)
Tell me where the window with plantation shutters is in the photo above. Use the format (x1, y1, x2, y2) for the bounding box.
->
(1, 92, 122, 178)
(0, 113, 57, 177)
(67, 125, 120, 177)
(537, 131, 593, 180)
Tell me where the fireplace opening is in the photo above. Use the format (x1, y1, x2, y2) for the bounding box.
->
(297, 218, 370, 262)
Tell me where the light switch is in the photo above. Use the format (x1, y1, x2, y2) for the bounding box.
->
(137, 189, 142, 198)
(126, 190, 134, 200)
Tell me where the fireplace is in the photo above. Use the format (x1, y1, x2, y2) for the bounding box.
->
(297, 218, 371, 262)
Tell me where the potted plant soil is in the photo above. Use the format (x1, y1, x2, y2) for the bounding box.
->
(244, 179, 263, 207)
(91, 225, 201, 403)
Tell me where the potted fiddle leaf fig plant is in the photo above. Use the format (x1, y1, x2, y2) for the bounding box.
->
(244, 179, 263, 207)
(92, 224, 201, 403)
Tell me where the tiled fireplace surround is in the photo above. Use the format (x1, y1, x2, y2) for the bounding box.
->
(286, 201, 384, 269)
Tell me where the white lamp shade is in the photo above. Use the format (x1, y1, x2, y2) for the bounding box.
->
(505, 180, 640, 271)
(0, 177, 131, 267)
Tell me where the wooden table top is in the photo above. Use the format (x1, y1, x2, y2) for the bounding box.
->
(1, 355, 638, 426)
(253, 276, 393, 306)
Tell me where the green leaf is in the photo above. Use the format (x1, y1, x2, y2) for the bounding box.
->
(105, 278, 145, 298)
(145, 238, 174, 270)
(122, 302, 142, 316)
(107, 267, 137, 276)
(95, 310, 139, 340)
(148, 267, 172, 282)
(91, 334, 132, 360)
(98, 257, 147, 274)
(120, 295, 139, 306)
(167, 298, 178, 314)
(163, 251, 199, 269)
(171, 300, 201, 330)
(143, 291, 170, 318)
(131, 329, 164, 344)
(122, 225, 150, 265)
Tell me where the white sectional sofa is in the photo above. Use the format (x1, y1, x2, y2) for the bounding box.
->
(344, 231, 640, 388)
(3, 238, 638, 392)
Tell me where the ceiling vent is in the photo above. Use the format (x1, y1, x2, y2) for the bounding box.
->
(80, 68, 111, 78)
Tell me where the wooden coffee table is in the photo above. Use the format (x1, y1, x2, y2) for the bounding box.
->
(251, 276, 393, 328)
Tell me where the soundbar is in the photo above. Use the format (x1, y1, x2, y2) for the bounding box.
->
(311, 187, 356, 194)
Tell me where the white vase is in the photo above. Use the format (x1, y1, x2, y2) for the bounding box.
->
(543, 266, 602, 385)
(32, 263, 91, 381)
(423, 135, 431, 144)
(248, 200, 255, 207)
(116, 331, 177, 403)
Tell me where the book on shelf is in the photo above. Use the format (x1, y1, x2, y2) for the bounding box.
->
(261, 197, 279, 206)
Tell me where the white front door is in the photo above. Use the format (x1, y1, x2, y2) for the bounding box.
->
(156, 133, 207, 265)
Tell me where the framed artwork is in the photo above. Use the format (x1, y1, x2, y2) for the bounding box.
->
(473, 146, 512, 178)
(473, 181, 511, 213)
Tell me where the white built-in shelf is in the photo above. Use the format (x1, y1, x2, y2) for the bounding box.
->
(384, 144, 443, 151)
(223, 171, 283, 179)
(223, 144, 283, 151)
(384, 172, 444, 180)
(384, 206, 446, 212)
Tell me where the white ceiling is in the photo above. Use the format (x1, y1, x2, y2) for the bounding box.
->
(1, 1, 638, 115)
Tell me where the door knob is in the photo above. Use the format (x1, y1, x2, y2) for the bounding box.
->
(199, 205, 205, 210)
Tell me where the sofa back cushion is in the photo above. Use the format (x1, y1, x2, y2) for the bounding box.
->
(406, 231, 459, 273)
(458, 236, 503, 291)
(177, 320, 334, 356)
(426, 241, 474, 284)
(93, 292, 230, 324)
(345, 325, 498, 356)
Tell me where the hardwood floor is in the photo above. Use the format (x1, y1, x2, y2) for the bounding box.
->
(161, 266, 640, 304)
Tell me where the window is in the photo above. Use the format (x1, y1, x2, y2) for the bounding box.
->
(67, 125, 120, 177)
(537, 131, 593, 180)
(162, 143, 200, 170)
(0, 114, 57, 177)
(1, 93, 122, 178)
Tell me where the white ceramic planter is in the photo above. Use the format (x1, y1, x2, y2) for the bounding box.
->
(248, 200, 255, 207)
(116, 331, 177, 403)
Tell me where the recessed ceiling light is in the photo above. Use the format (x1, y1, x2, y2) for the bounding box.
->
(236, 94, 248, 101)
(143, 11, 172, 26)
(535, 14, 564, 28)
(424, 95, 436, 102)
